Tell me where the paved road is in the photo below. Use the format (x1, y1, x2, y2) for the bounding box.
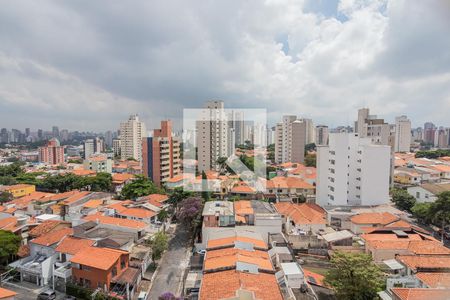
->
(2, 281, 65, 300)
(148, 225, 191, 299)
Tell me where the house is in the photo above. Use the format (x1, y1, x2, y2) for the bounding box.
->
(274, 202, 326, 234)
(202, 201, 235, 227)
(429, 164, 450, 180)
(390, 288, 450, 300)
(407, 183, 450, 203)
(112, 173, 135, 194)
(415, 272, 450, 288)
(350, 212, 400, 234)
(396, 255, 450, 275)
(28, 220, 71, 239)
(203, 247, 273, 272)
(71, 246, 140, 299)
(266, 176, 315, 202)
(83, 215, 147, 240)
(0, 184, 35, 198)
(394, 167, 422, 185)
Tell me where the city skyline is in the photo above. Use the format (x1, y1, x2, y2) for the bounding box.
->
(1, 1, 450, 130)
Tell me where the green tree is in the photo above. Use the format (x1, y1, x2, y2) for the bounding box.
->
(391, 188, 416, 212)
(168, 187, 193, 206)
(0, 162, 24, 177)
(0, 230, 21, 264)
(429, 191, 450, 243)
(0, 192, 13, 204)
(411, 202, 433, 224)
(304, 154, 316, 167)
(120, 175, 164, 199)
(324, 252, 384, 300)
(148, 231, 169, 263)
(0, 176, 17, 185)
(305, 143, 316, 152)
(157, 208, 170, 232)
(84, 173, 112, 192)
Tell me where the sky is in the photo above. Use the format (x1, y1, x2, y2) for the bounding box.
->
(0, 0, 450, 132)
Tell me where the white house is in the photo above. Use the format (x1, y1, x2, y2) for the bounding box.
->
(407, 183, 450, 203)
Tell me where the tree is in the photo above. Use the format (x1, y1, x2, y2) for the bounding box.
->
(120, 175, 164, 199)
(324, 251, 384, 300)
(168, 187, 193, 207)
(158, 292, 181, 300)
(177, 197, 202, 228)
(305, 143, 316, 152)
(391, 188, 416, 212)
(429, 191, 450, 243)
(84, 172, 112, 192)
(304, 154, 316, 167)
(149, 231, 168, 263)
(0, 192, 13, 204)
(0, 230, 21, 264)
(411, 202, 433, 224)
(157, 208, 169, 232)
(201, 171, 211, 202)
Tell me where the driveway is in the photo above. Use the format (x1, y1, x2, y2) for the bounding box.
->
(2, 281, 66, 300)
(148, 225, 191, 299)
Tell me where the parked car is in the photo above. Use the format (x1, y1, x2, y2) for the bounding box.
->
(197, 249, 206, 255)
(137, 291, 148, 300)
(37, 289, 56, 300)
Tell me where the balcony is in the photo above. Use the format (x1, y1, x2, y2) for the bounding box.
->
(54, 262, 72, 279)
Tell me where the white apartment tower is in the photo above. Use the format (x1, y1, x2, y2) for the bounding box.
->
(317, 133, 390, 207)
(274, 116, 306, 164)
(119, 114, 147, 161)
(197, 101, 229, 172)
(394, 115, 411, 152)
(315, 125, 329, 146)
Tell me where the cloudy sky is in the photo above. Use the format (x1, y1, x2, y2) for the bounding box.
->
(0, 0, 449, 132)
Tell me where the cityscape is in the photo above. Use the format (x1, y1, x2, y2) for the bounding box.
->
(1, 1, 450, 300)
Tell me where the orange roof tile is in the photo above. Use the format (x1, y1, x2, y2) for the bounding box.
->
(391, 288, 450, 300)
(70, 169, 96, 176)
(430, 165, 450, 172)
(119, 208, 156, 219)
(107, 200, 133, 214)
(274, 202, 326, 225)
(141, 194, 168, 203)
(55, 236, 95, 255)
(367, 240, 450, 255)
(350, 212, 399, 225)
(31, 227, 73, 247)
(0, 287, 17, 299)
(82, 199, 104, 209)
(29, 220, 69, 238)
(112, 173, 134, 184)
(17, 244, 30, 258)
(234, 201, 254, 223)
(303, 268, 327, 287)
(62, 191, 91, 205)
(397, 255, 450, 272)
(0, 216, 18, 231)
(84, 215, 147, 230)
(231, 184, 256, 194)
(416, 273, 450, 288)
(70, 246, 127, 270)
(361, 233, 424, 242)
(266, 176, 314, 189)
(207, 236, 267, 250)
(10, 191, 53, 209)
(200, 270, 282, 300)
(204, 248, 273, 271)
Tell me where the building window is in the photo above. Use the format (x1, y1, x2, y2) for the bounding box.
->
(112, 267, 117, 277)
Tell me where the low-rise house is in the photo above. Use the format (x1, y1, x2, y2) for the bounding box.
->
(202, 201, 235, 228)
(83, 215, 147, 240)
(0, 184, 35, 198)
(0, 287, 17, 300)
(111, 173, 135, 194)
(266, 176, 315, 202)
(396, 255, 450, 275)
(83, 155, 112, 173)
(407, 183, 450, 203)
(350, 212, 400, 234)
(416, 272, 450, 289)
(390, 288, 450, 300)
(429, 164, 450, 180)
(274, 202, 326, 234)
(394, 167, 422, 185)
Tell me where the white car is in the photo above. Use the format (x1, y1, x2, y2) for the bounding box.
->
(197, 249, 206, 255)
(137, 292, 147, 300)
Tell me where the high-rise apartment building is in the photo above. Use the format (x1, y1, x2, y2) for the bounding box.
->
(394, 115, 411, 152)
(142, 120, 181, 186)
(229, 111, 245, 146)
(274, 116, 306, 164)
(112, 139, 121, 157)
(84, 137, 105, 159)
(119, 114, 147, 161)
(104, 131, 113, 148)
(300, 118, 315, 144)
(38, 138, 65, 165)
(52, 126, 59, 139)
(316, 133, 390, 207)
(436, 127, 450, 148)
(423, 122, 436, 144)
(196, 101, 229, 172)
(315, 125, 329, 146)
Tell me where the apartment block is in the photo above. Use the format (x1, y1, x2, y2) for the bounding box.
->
(315, 125, 329, 146)
(142, 120, 181, 186)
(274, 116, 306, 164)
(317, 132, 391, 206)
(119, 114, 146, 162)
(38, 138, 65, 165)
(394, 115, 411, 152)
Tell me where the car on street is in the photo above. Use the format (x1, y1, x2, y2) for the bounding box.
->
(37, 289, 56, 300)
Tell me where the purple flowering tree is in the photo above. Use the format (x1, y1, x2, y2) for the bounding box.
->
(158, 292, 182, 300)
(176, 196, 203, 227)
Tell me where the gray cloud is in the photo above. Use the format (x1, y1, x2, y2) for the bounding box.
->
(0, 0, 449, 131)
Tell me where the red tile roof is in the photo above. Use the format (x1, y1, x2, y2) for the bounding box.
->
(207, 236, 267, 250)
(84, 215, 147, 230)
(416, 273, 450, 288)
(200, 270, 282, 300)
(391, 288, 450, 300)
(0, 287, 17, 299)
(62, 191, 91, 205)
(274, 202, 326, 225)
(55, 236, 95, 255)
(119, 208, 156, 219)
(397, 255, 450, 272)
(266, 176, 314, 189)
(70, 246, 127, 270)
(29, 220, 69, 238)
(204, 248, 273, 271)
(350, 212, 399, 225)
(31, 227, 73, 247)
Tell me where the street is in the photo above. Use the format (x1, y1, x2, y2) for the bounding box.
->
(148, 225, 191, 299)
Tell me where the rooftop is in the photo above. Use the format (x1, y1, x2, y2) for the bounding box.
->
(350, 212, 399, 225)
(31, 227, 73, 247)
(204, 248, 273, 272)
(391, 288, 450, 300)
(397, 255, 450, 272)
(55, 236, 95, 255)
(84, 214, 147, 230)
(70, 246, 127, 270)
(274, 202, 326, 225)
(416, 273, 450, 288)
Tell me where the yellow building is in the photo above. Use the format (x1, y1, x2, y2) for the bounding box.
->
(2, 184, 36, 198)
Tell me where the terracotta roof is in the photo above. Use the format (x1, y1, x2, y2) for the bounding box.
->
(112, 173, 134, 184)
(207, 236, 267, 250)
(266, 176, 314, 189)
(55, 236, 95, 255)
(141, 194, 168, 203)
(367, 240, 450, 255)
(385, 220, 413, 228)
(416, 273, 450, 288)
(350, 212, 399, 225)
(70, 246, 127, 270)
(0, 217, 18, 231)
(391, 288, 450, 300)
(430, 165, 450, 172)
(0, 287, 17, 299)
(419, 183, 450, 195)
(119, 208, 156, 219)
(361, 233, 424, 242)
(84, 215, 147, 230)
(82, 199, 104, 209)
(10, 191, 52, 209)
(106, 200, 133, 213)
(31, 227, 73, 247)
(231, 184, 256, 194)
(70, 169, 96, 176)
(397, 255, 450, 272)
(62, 191, 91, 205)
(204, 248, 273, 271)
(29, 220, 69, 238)
(200, 270, 282, 300)
(274, 202, 326, 225)
(17, 244, 30, 257)
(303, 268, 327, 287)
